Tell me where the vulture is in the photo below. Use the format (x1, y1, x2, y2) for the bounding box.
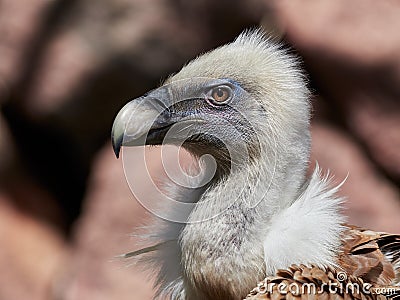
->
(111, 30, 400, 300)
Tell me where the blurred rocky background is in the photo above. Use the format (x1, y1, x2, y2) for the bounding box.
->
(0, 0, 399, 299)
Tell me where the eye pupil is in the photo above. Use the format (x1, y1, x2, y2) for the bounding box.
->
(211, 86, 231, 103)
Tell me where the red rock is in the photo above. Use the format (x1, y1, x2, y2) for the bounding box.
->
(266, 0, 400, 183)
(311, 122, 400, 232)
(270, 0, 400, 64)
(0, 193, 67, 300)
(0, 0, 48, 96)
(58, 145, 156, 300)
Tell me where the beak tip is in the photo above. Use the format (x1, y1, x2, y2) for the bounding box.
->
(112, 134, 122, 159)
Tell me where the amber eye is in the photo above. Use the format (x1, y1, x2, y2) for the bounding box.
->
(210, 86, 231, 104)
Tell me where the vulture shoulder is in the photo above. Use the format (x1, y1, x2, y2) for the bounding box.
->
(246, 226, 400, 300)
(339, 225, 400, 286)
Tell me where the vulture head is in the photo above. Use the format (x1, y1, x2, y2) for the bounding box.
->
(112, 31, 310, 182)
(111, 30, 344, 299)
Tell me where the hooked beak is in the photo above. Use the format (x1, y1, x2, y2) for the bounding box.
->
(111, 91, 173, 158)
(111, 77, 235, 159)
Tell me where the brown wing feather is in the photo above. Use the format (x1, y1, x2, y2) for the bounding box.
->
(246, 226, 400, 300)
(245, 265, 400, 300)
(375, 234, 400, 285)
(338, 225, 400, 286)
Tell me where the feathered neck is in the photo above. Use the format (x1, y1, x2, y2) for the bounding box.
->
(149, 150, 346, 299)
(133, 140, 346, 299)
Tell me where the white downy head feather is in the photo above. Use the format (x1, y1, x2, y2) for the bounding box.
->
(263, 164, 347, 275)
